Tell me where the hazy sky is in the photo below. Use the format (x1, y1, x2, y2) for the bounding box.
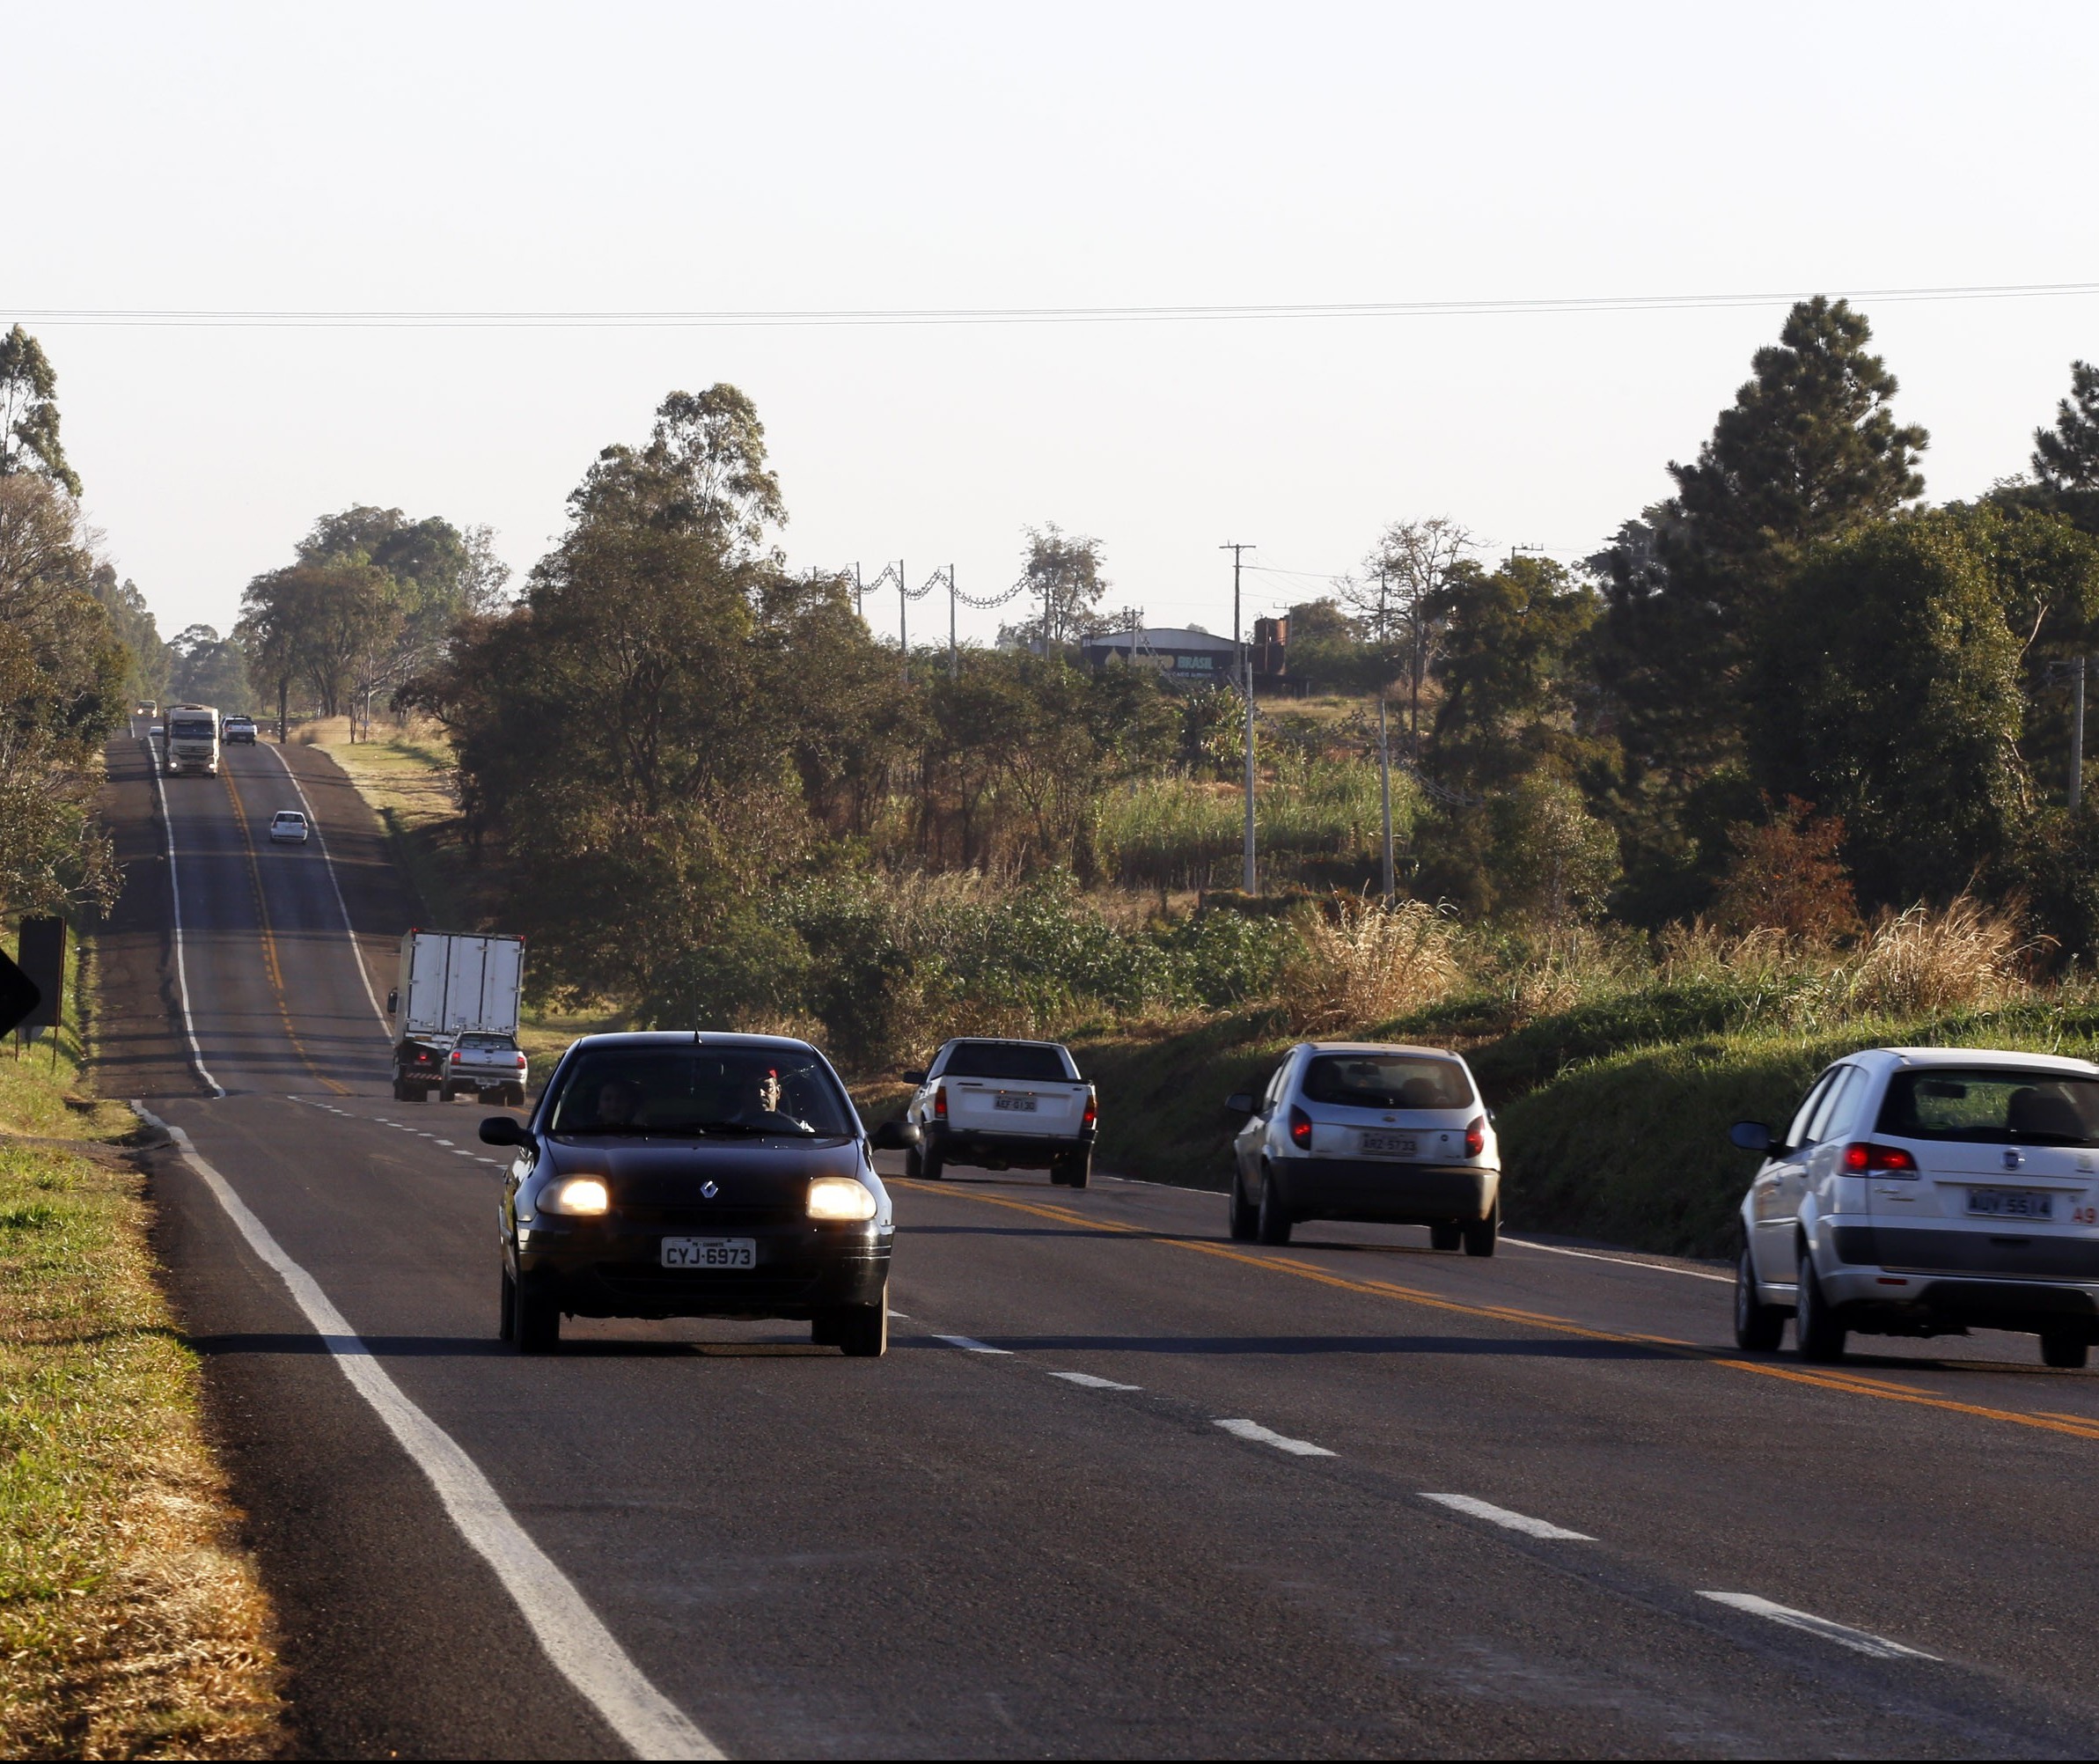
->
(10, 1, 2096, 645)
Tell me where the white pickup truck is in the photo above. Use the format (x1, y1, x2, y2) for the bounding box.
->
(900, 1038, 1097, 1187)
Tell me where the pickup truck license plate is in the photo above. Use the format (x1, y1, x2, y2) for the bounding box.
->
(660, 1237, 757, 1268)
(1967, 1189, 2054, 1220)
(993, 1095, 1038, 1112)
(1359, 1133, 1418, 1158)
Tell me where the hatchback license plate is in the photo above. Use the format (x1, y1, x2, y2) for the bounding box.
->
(1966, 1189, 2054, 1220)
(994, 1095, 1038, 1112)
(1359, 1133, 1418, 1158)
(660, 1237, 757, 1268)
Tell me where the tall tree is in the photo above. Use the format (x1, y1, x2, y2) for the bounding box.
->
(1346, 518, 1475, 760)
(87, 567, 169, 706)
(1000, 525, 1110, 650)
(2034, 360, 2099, 493)
(0, 326, 80, 496)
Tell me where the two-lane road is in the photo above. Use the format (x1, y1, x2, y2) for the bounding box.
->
(99, 725, 2099, 1758)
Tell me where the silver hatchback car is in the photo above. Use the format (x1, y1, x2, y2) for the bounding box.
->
(1229, 1041, 1500, 1253)
(1732, 1047, 2099, 1367)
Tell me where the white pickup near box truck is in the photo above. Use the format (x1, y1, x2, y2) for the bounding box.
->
(387, 930, 528, 1104)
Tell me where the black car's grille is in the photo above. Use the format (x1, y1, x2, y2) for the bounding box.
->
(617, 1203, 798, 1230)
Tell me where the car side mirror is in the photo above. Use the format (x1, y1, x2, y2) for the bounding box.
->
(870, 1119, 921, 1151)
(480, 1115, 529, 1147)
(900, 1069, 927, 1087)
(1226, 1092, 1257, 1115)
(1728, 1120, 1772, 1154)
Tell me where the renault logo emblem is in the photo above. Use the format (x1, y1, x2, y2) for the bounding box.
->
(701, 1180, 720, 1199)
(2003, 1148, 2022, 1171)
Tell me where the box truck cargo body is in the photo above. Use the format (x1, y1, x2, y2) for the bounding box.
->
(389, 931, 526, 1102)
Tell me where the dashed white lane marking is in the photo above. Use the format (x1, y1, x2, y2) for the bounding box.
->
(1214, 1418, 1335, 1457)
(1051, 1371, 1142, 1391)
(133, 1106, 720, 1760)
(1420, 1493, 1596, 1540)
(1502, 1237, 1732, 1284)
(434, 1139, 456, 1146)
(934, 1334, 1011, 1355)
(451, 1150, 477, 1158)
(1696, 1592, 1939, 1660)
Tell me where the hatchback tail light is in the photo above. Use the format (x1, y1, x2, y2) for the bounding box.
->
(933, 1085, 948, 1121)
(1842, 1142, 1918, 1176)
(1464, 1115, 1486, 1158)
(1288, 1105, 1312, 1149)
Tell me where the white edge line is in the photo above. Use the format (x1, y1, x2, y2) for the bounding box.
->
(134, 1104, 721, 1760)
(1213, 1418, 1335, 1457)
(1420, 1492, 1596, 1540)
(1501, 1237, 1733, 1283)
(1049, 1371, 1143, 1392)
(1696, 1591, 1939, 1660)
(258, 740, 393, 1036)
(148, 744, 224, 1098)
(932, 1333, 1011, 1355)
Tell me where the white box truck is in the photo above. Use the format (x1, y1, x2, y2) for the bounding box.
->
(387, 930, 527, 1103)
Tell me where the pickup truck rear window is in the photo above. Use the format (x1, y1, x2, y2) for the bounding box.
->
(941, 1043, 1071, 1081)
(1303, 1055, 1473, 1111)
(1877, 1069, 2099, 1146)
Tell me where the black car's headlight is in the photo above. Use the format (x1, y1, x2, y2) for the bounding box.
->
(540, 1175, 611, 1216)
(807, 1177, 877, 1221)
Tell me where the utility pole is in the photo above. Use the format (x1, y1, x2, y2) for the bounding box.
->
(948, 565, 958, 680)
(898, 558, 908, 686)
(1378, 695, 1395, 901)
(1221, 543, 1256, 893)
(854, 562, 863, 621)
(2075, 655, 2088, 814)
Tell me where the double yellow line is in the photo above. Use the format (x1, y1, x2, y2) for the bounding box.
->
(894, 1179, 2099, 1447)
(222, 767, 348, 1096)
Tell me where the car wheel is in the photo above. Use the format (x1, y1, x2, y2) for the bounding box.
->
(499, 1265, 516, 1341)
(833, 1300, 888, 1358)
(2041, 1329, 2090, 1370)
(507, 1084, 526, 1108)
(1428, 1224, 1462, 1252)
(514, 1278, 561, 1354)
(1255, 1168, 1293, 1246)
(1228, 1172, 1258, 1241)
(1059, 1150, 1091, 1190)
(1462, 1201, 1499, 1258)
(811, 1311, 840, 1348)
(1795, 1252, 1847, 1363)
(920, 1143, 944, 1181)
(1734, 1241, 1785, 1352)
(904, 1144, 924, 1180)
(392, 1077, 407, 1102)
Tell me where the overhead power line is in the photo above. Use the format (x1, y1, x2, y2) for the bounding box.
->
(4, 281, 2098, 329)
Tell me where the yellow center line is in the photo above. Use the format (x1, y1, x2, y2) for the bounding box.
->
(892, 1177, 2099, 1446)
(222, 768, 347, 1096)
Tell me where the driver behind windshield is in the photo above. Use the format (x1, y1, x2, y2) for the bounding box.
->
(548, 1047, 852, 1137)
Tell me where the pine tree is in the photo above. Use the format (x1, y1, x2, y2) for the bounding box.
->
(2033, 361, 2099, 492)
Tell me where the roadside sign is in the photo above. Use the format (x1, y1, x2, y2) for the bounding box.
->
(0, 951, 39, 1040)
(17, 919, 63, 1030)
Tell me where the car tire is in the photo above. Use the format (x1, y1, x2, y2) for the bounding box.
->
(1228, 1172, 1259, 1241)
(1256, 1169, 1293, 1246)
(920, 1143, 944, 1181)
(833, 1300, 888, 1358)
(1462, 1201, 1499, 1258)
(499, 1266, 516, 1341)
(811, 1311, 840, 1348)
(2041, 1329, 2090, 1370)
(514, 1278, 561, 1354)
(904, 1144, 924, 1180)
(1795, 1252, 1847, 1363)
(1734, 1241, 1786, 1352)
(1058, 1150, 1091, 1190)
(392, 1077, 408, 1102)
(1428, 1224, 1462, 1252)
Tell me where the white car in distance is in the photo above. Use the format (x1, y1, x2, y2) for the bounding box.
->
(1732, 1046, 2099, 1367)
(268, 810, 310, 844)
(900, 1039, 1097, 1187)
(1230, 1042, 1500, 1253)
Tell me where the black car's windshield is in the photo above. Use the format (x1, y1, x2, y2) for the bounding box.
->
(1878, 1069, 2099, 1146)
(547, 1046, 855, 1138)
(1302, 1054, 1473, 1111)
(941, 1042, 1070, 1081)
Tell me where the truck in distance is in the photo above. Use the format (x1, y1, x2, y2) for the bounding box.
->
(164, 704, 222, 776)
(387, 930, 527, 1104)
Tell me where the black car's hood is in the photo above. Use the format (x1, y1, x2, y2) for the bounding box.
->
(539, 1135, 864, 1206)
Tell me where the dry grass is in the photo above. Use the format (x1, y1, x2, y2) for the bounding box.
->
(1839, 895, 2043, 1018)
(1282, 895, 1460, 1033)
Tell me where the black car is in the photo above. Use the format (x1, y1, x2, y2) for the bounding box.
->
(481, 1032, 910, 1356)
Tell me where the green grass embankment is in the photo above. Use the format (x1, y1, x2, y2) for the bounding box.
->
(0, 944, 281, 1756)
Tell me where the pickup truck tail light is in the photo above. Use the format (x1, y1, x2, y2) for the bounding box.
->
(1083, 1091, 1097, 1130)
(933, 1085, 948, 1121)
(450, 1050, 463, 1062)
(1288, 1105, 1312, 1149)
(1464, 1116, 1486, 1158)
(514, 1055, 527, 1068)
(1842, 1142, 1918, 1175)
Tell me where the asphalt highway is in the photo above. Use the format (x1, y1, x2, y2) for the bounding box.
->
(99, 720, 2099, 1758)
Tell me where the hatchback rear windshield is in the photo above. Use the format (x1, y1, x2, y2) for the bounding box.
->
(941, 1042, 1071, 1081)
(1303, 1054, 1473, 1111)
(1877, 1069, 2099, 1146)
(546, 1046, 855, 1137)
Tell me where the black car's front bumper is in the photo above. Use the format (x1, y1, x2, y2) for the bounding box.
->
(513, 1217, 892, 1320)
(1270, 1158, 1496, 1225)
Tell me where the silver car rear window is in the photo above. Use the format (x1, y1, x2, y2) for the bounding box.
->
(1302, 1055, 1472, 1111)
(1877, 1069, 2099, 1146)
